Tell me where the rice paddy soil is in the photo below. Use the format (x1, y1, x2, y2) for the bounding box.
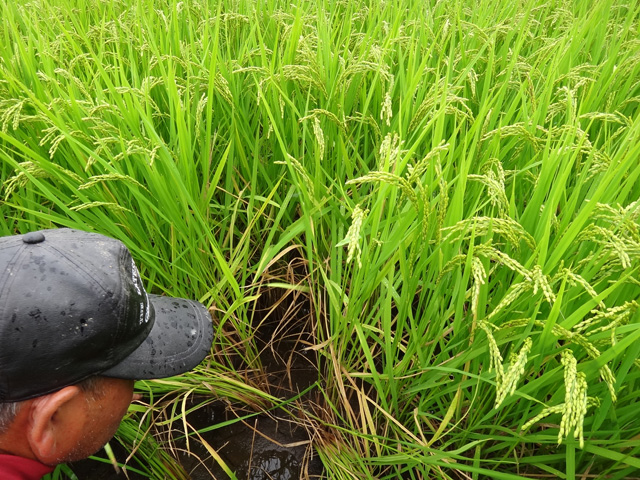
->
(72, 287, 324, 479)
(182, 400, 323, 480)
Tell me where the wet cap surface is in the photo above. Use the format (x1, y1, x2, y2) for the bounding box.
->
(0, 228, 214, 402)
(102, 295, 213, 379)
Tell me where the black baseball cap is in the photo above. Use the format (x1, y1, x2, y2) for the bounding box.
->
(0, 229, 214, 402)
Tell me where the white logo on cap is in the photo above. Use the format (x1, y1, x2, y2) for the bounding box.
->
(130, 258, 151, 325)
(130, 258, 143, 295)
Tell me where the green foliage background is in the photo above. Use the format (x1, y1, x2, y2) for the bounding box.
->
(1, 0, 640, 478)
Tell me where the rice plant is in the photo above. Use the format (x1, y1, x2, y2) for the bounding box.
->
(1, 0, 639, 478)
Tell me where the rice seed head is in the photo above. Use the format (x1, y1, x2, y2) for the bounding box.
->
(486, 281, 530, 321)
(345, 204, 368, 268)
(529, 265, 556, 305)
(442, 216, 536, 251)
(195, 93, 208, 134)
(418, 188, 431, 242)
(346, 113, 381, 141)
(4, 159, 83, 200)
(3, 162, 47, 200)
(559, 350, 588, 448)
(300, 109, 347, 132)
(148, 144, 162, 167)
(522, 404, 565, 432)
(468, 173, 509, 217)
(312, 117, 325, 160)
(232, 65, 269, 75)
(475, 244, 529, 278)
(468, 68, 478, 99)
(495, 337, 532, 408)
(70, 201, 132, 213)
(281, 65, 327, 96)
(380, 75, 394, 127)
(112, 139, 148, 162)
(339, 60, 391, 91)
(471, 256, 486, 321)
(579, 224, 634, 269)
(0, 98, 26, 132)
(437, 253, 467, 282)
(574, 301, 638, 335)
(347, 171, 416, 205)
(469, 159, 509, 216)
(481, 109, 493, 138)
(407, 141, 449, 184)
(594, 200, 640, 237)
(380, 91, 393, 127)
(435, 155, 449, 243)
(39, 126, 89, 160)
(275, 154, 315, 198)
(579, 111, 629, 125)
(78, 173, 148, 192)
(214, 73, 233, 106)
(599, 364, 617, 403)
(378, 133, 404, 171)
(296, 33, 319, 68)
(560, 268, 605, 310)
(482, 122, 547, 151)
(478, 321, 504, 384)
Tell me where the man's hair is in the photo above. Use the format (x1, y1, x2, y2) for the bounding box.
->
(0, 376, 104, 435)
(0, 401, 20, 434)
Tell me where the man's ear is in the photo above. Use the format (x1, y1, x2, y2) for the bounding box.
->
(26, 386, 84, 464)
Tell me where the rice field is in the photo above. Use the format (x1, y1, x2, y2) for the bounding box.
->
(1, 0, 640, 478)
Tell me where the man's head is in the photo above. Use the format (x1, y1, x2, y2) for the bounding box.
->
(0, 376, 135, 464)
(0, 229, 214, 464)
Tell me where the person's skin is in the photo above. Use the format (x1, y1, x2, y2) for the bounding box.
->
(0, 378, 141, 465)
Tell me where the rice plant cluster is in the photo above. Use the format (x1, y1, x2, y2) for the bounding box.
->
(1, 0, 639, 478)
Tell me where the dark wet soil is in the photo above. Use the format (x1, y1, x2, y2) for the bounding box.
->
(69, 282, 325, 479)
(72, 396, 323, 480)
(178, 400, 324, 480)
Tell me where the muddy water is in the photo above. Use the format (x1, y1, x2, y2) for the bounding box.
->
(71, 286, 324, 479)
(71, 400, 323, 479)
(71, 368, 323, 479)
(174, 347, 323, 480)
(178, 400, 324, 480)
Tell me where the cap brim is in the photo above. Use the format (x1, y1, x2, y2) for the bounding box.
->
(101, 295, 213, 379)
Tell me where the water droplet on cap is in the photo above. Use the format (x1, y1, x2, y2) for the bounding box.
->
(23, 231, 45, 244)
